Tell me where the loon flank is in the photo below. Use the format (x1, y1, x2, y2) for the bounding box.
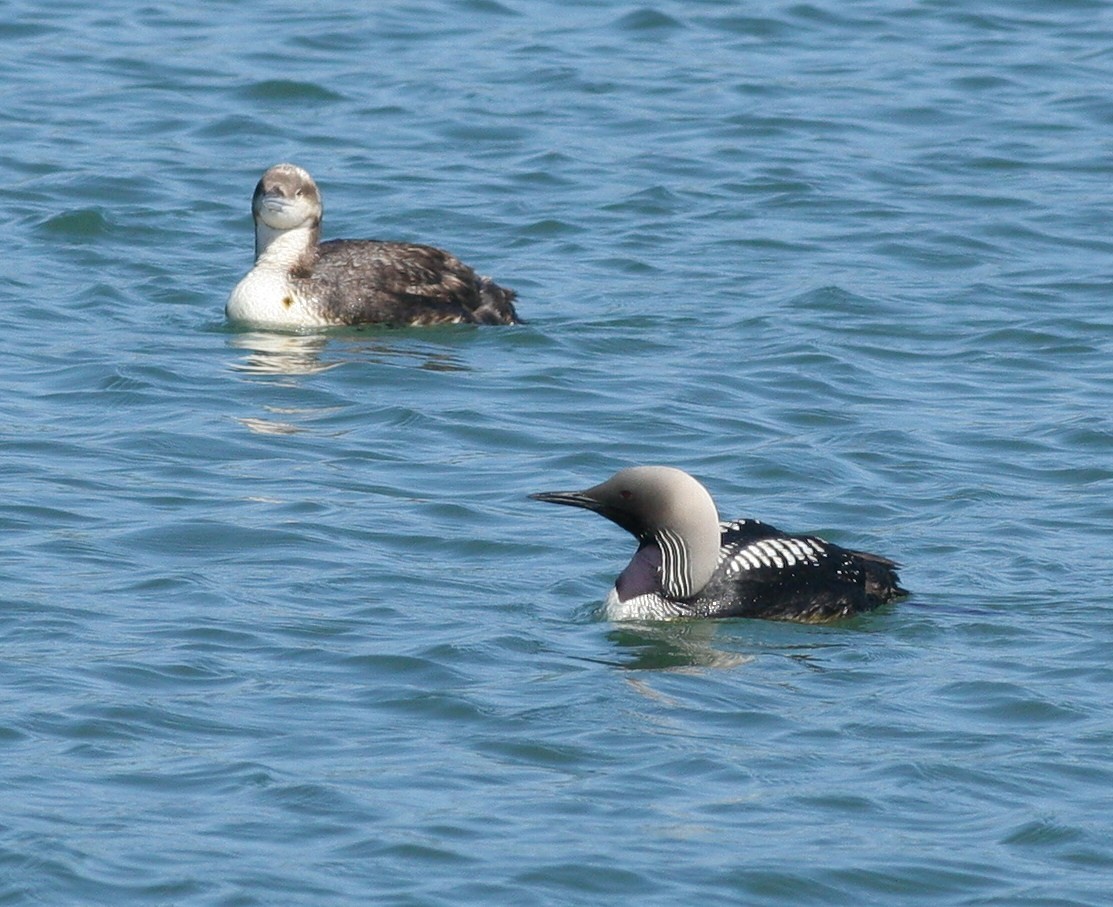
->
(532, 466, 907, 622)
(226, 163, 520, 329)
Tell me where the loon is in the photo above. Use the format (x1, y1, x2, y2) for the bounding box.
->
(531, 466, 907, 622)
(226, 163, 520, 329)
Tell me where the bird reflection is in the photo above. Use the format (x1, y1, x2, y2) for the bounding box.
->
(227, 331, 339, 376)
(227, 329, 471, 376)
(607, 621, 755, 672)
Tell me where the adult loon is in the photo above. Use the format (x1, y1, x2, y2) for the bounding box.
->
(532, 466, 907, 622)
(226, 163, 520, 329)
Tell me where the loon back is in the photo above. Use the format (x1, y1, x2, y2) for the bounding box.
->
(692, 518, 907, 622)
(308, 239, 521, 326)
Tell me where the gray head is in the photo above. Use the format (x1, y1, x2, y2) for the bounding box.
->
(251, 163, 323, 257)
(532, 466, 722, 600)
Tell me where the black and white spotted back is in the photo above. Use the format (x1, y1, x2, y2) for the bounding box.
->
(693, 518, 905, 621)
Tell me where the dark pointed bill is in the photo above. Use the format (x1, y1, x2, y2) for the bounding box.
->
(529, 490, 601, 511)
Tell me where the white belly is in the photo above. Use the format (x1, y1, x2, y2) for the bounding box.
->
(226, 267, 333, 329)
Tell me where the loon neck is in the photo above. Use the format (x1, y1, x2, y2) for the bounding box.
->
(254, 221, 318, 271)
(651, 514, 721, 601)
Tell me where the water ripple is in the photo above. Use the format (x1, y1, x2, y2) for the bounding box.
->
(3, 0, 1113, 903)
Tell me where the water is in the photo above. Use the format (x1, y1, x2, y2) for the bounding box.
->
(3, 0, 1112, 903)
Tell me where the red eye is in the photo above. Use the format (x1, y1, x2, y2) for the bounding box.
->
(620, 489, 632, 499)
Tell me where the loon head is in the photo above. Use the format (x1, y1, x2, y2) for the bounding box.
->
(251, 163, 323, 259)
(532, 466, 722, 600)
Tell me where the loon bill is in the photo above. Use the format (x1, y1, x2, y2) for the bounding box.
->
(532, 465, 908, 622)
(226, 163, 521, 329)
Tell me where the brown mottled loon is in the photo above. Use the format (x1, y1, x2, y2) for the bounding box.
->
(532, 466, 908, 622)
(226, 163, 520, 329)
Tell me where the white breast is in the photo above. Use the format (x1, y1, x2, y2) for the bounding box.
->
(602, 587, 686, 621)
(226, 266, 333, 330)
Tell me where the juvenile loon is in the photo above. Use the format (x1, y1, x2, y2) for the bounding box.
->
(226, 163, 520, 329)
(532, 466, 907, 622)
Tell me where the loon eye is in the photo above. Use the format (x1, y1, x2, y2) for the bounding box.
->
(620, 489, 632, 500)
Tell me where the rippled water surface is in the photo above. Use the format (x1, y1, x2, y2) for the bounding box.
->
(3, 1, 1113, 903)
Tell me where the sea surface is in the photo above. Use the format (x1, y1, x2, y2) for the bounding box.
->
(3, 1, 1113, 903)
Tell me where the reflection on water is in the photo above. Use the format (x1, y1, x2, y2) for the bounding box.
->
(226, 329, 471, 377)
(235, 404, 348, 436)
(237, 416, 301, 435)
(227, 331, 340, 376)
(227, 329, 475, 436)
(608, 621, 756, 672)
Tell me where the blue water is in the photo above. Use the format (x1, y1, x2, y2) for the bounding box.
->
(3, 0, 1113, 903)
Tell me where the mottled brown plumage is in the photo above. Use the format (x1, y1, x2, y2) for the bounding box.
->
(306, 239, 520, 326)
